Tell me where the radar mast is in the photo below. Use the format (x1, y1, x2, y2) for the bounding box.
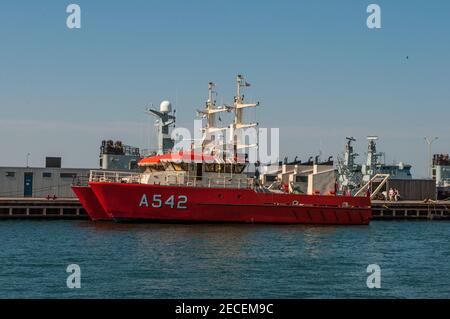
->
(146, 101, 176, 155)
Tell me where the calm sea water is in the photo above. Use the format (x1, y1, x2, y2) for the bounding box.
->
(0, 220, 449, 299)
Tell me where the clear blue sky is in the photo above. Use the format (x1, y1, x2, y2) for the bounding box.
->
(0, 0, 449, 178)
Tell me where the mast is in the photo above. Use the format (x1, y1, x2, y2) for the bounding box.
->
(207, 82, 215, 130)
(362, 136, 382, 182)
(146, 101, 176, 155)
(197, 75, 259, 162)
(230, 74, 259, 159)
(337, 136, 361, 193)
(344, 137, 358, 168)
(366, 136, 381, 171)
(197, 82, 231, 152)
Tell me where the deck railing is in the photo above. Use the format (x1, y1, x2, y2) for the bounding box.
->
(87, 170, 254, 189)
(89, 170, 142, 184)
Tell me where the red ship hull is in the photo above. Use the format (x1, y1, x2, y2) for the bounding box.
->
(89, 182, 372, 225)
(71, 186, 112, 221)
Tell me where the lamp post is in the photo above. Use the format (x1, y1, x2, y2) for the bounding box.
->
(424, 137, 438, 179)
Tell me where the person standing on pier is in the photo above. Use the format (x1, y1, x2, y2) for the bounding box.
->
(388, 188, 395, 201)
(394, 189, 401, 202)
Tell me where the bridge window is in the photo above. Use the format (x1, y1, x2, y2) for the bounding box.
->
(296, 176, 308, 183)
(204, 163, 246, 174)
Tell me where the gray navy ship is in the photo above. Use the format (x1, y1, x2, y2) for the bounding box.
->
(337, 136, 412, 194)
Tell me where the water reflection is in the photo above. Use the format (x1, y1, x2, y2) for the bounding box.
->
(1, 220, 450, 298)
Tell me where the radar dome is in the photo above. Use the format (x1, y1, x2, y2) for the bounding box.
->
(160, 100, 172, 113)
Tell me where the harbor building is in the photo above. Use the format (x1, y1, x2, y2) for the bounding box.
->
(0, 157, 91, 198)
(0, 140, 143, 199)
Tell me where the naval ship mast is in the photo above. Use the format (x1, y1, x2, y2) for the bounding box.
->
(362, 136, 383, 183)
(337, 137, 362, 193)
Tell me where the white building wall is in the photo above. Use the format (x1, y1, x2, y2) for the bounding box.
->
(0, 167, 91, 198)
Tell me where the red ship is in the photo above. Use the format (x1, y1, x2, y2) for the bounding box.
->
(88, 181, 371, 225)
(72, 75, 372, 225)
(75, 158, 371, 224)
(72, 186, 110, 221)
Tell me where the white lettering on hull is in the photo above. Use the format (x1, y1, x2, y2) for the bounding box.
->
(139, 194, 188, 209)
(139, 194, 149, 207)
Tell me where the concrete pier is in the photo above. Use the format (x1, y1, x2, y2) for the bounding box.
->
(372, 200, 450, 220)
(0, 198, 88, 219)
(0, 198, 449, 221)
